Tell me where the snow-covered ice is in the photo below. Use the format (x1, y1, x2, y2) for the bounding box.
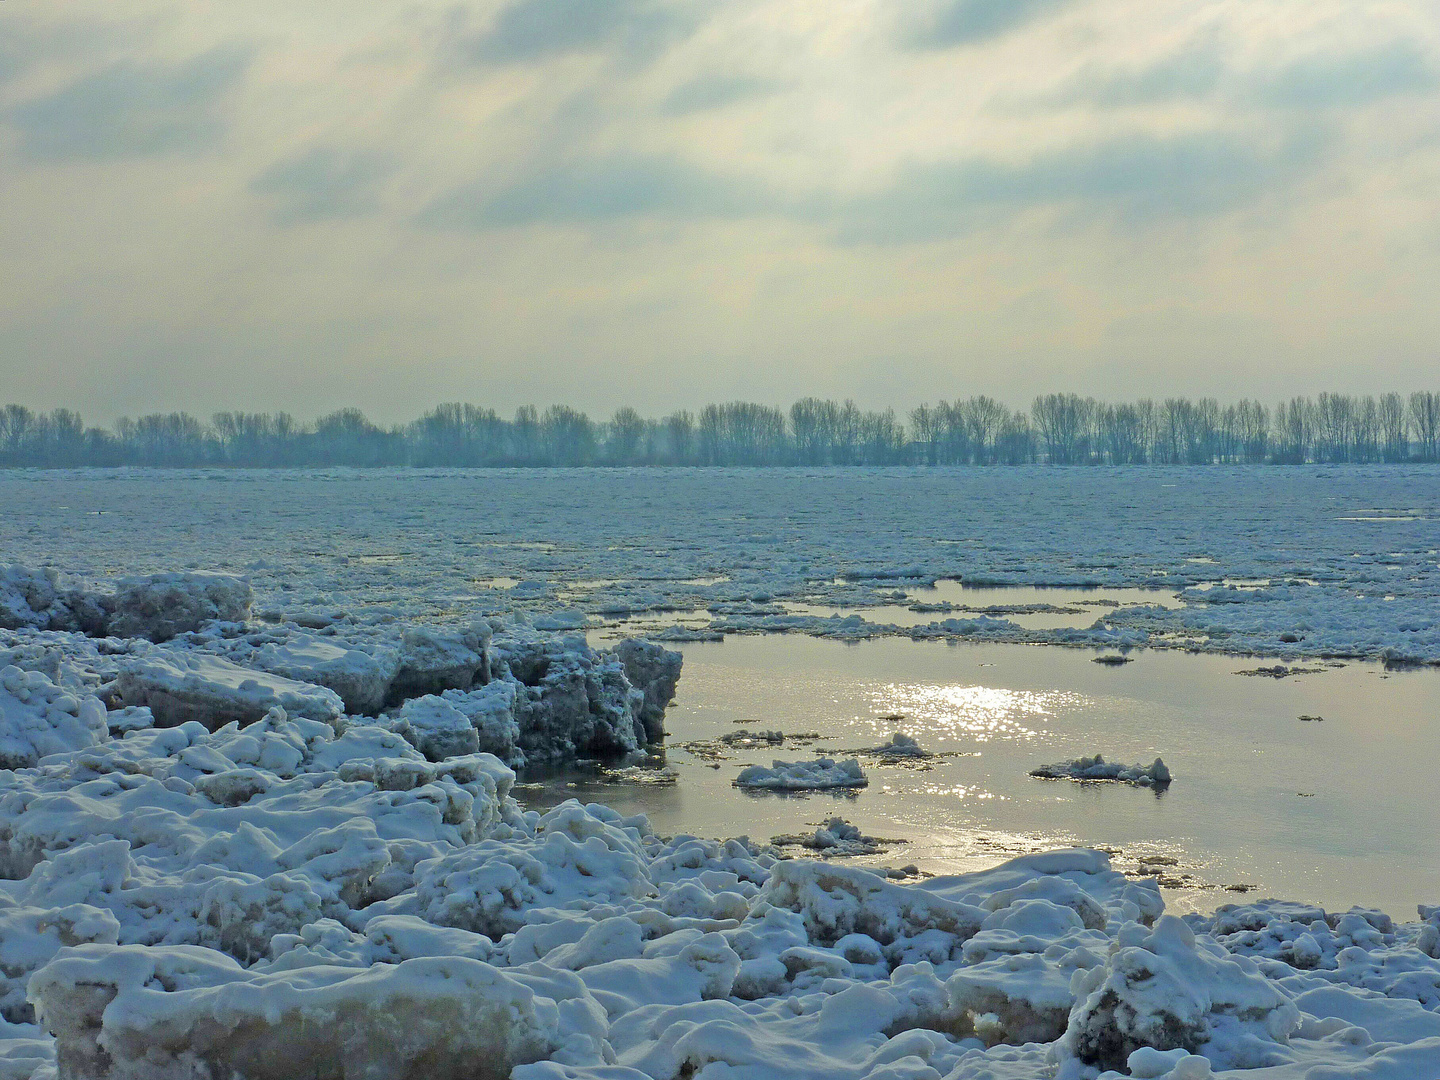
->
(114, 652, 347, 730)
(0, 669, 107, 770)
(772, 818, 893, 857)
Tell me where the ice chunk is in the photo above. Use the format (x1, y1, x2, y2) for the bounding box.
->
(1054, 915, 1299, 1071)
(115, 653, 343, 729)
(394, 681, 522, 764)
(800, 818, 884, 855)
(29, 944, 588, 1080)
(388, 624, 489, 703)
(0, 564, 109, 635)
(870, 732, 930, 758)
(947, 949, 1095, 1046)
(235, 632, 399, 714)
(108, 571, 252, 641)
(613, 639, 682, 743)
(0, 902, 120, 1024)
(392, 695, 481, 761)
(735, 757, 868, 790)
(501, 634, 646, 760)
(1031, 753, 1172, 787)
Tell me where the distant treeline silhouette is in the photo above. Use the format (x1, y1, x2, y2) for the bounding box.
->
(2, 393, 1438, 468)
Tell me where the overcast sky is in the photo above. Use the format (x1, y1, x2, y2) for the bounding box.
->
(2, 0, 1438, 424)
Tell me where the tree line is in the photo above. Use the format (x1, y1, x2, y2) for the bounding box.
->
(1, 392, 1438, 468)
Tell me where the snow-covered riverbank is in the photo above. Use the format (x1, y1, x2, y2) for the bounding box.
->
(1, 567, 1438, 1078)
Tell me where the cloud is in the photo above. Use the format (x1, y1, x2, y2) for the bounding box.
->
(1253, 40, 1438, 109)
(662, 73, 779, 115)
(9, 44, 253, 160)
(0, 40, 23, 86)
(444, 0, 699, 65)
(901, 0, 1080, 49)
(1051, 42, 1226, 107)
(250, 147, 396, 224)
(833, 128, 1326, 242)
(420, 154, 775, 228)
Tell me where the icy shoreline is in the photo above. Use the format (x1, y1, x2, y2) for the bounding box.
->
(1, 569, 1438, 1078)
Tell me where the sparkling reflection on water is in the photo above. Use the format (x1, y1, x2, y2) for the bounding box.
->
(514, 635, 1440, 918)
(867, 682, 1074, 742)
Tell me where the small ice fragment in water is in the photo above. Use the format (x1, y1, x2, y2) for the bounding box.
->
(870, 732, 930, 758)
(1030, 754, 1172, 787)
(734, 757, 868, 790)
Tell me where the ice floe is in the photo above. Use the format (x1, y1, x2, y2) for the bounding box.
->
(1031, 754, 1173, 787)
(734, 758, 869, 791)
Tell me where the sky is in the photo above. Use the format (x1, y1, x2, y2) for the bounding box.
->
(1, 0, 1438, 424)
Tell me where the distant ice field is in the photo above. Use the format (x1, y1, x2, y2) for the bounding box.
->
(4, 465, 1438, 661)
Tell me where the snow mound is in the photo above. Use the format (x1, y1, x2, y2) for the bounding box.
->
(0, 667, 108, 769)
(29, 944, 603, 1080)
(414, 802, 654, 938)
(735, 757, 868, 790)
(1031, 753, 1172, 786)
(108, 572, 252, 642)
(760, 860, 985, 959)
(115, 653, 344, 730)
(1054, 915, 1300, 1072)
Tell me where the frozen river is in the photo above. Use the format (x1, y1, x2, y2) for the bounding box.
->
(4, 465, 1438, 913)
(4, 464, 1439, 659)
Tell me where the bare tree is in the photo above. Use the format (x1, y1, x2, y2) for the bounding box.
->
(663, 411, 695, 465)
(606, 407, 646, 465)
(909, 404, 938, 465)
(1379, 393, 1409, 461)
(1410, 392, 1439, 462)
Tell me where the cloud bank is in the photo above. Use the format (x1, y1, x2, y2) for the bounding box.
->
(0, 0, 1438, 421)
